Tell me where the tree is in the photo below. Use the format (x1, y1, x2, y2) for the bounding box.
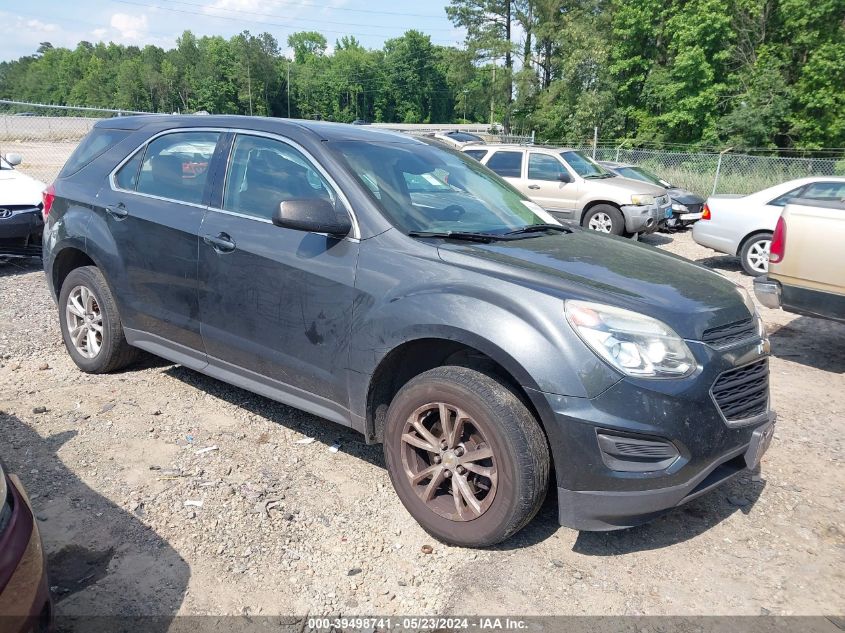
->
(287, 31, 327, 64)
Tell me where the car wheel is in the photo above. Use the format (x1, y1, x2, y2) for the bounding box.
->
(383, 366, 550, 547)
(740, 233, 772, 276)
(59, 266, 138, 373)
(583, 204, 625, 236)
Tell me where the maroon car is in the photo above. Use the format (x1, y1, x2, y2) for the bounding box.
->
(0, 463, 52, 632)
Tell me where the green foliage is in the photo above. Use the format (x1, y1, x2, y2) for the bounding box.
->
(0, 3, 842, 150)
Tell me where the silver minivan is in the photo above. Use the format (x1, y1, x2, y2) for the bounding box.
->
(463, 144, 671, 237)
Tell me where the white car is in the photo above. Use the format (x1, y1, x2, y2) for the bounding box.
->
(692, 177, 845, 276)
(0, 153, 46, 259)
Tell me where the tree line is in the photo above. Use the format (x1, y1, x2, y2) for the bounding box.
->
(0, 0, 842, 149)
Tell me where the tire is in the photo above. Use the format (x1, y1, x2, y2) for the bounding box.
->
(740, 232, 772, 277)
(583, 204, 625, 236)
(58, 265, 138, 373)
(383, 366, 550, 547)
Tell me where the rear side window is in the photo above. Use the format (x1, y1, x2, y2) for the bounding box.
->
(801, 182, 845, 202)
(60, 128, 129, 177)
(769, 186, 805, 207)
(464, 149, 488, 161)
(486, 151, 523, 178)
(136, 132, 220, 205)
(114, 148, 144, 191)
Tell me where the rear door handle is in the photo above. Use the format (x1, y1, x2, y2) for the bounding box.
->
(203, 232, 236, 253)
(528, 184, 541, 190)
(106, 203, 128, 220)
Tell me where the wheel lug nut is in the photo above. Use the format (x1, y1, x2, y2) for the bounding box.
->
(433, 455, 441, 464)
(454, 446, 465, 456)
(443, 470, 452, 478)
(440, 440, 449, 450)
(456, 466, 466, 475)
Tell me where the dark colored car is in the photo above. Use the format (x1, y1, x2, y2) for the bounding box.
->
(43, 116, 775, 546)
(0, 461, 52, 632)
(600, 161, 706, 229)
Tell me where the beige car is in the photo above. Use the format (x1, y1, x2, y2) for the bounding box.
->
(754, 195, 845, 323)
(462, 144, 671, 237)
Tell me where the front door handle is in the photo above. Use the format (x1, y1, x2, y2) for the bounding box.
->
(528, 184, 541, 190)
(106, 203, 128, 220)
(203, 232, 236, 253)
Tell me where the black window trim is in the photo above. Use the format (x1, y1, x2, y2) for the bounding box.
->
(108, 127, 360, 239)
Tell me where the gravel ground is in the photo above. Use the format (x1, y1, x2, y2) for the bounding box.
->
(0, 230, 843, 620)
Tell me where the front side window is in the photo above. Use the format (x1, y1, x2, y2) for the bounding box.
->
(223, 134, 337, 220)
(560, 151, 613, 179)
(136, 132, 220, 205)
(332, 140, 548, 234)
(486, 151, 523, 178)
(528, 153, 568, 181)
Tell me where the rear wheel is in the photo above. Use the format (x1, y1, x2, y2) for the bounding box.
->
(383, 366, 549, 547)
(583, 204, 625, 236)
(59, 266, 138, 373)
(740, 232, 772, 276)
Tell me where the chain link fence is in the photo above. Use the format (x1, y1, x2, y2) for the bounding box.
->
(568, 144, 845, 197)
(3, 100, 843, 195)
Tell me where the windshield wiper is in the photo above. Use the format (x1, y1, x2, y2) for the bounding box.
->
(585, 173, 615, 179)
(408, 230, 499, 243)
(506, 224, 572, 236)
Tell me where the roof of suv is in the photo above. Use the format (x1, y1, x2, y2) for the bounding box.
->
(463, 143, 577, 152)
(94, 114, 420, 144)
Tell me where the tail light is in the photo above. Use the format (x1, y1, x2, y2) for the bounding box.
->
(701, 203, 711, 220)
(769, 216, 786, 264)
(42, 184, 55, 220)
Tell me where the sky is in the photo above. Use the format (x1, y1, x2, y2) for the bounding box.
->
(0, 0, 467, 61)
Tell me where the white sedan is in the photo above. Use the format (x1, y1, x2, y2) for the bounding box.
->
(692, 176, 845, 276)
(0, 153, 46, 259)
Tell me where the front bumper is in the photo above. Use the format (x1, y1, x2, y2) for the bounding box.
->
(753, 276, 782, 310)
(621, 203, 672, 234)
(0, 475, 52, 632)
(535, 337, 774, 531)
(0, 207, 43, 257)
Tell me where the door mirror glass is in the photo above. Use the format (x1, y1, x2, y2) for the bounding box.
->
(272, 198, 352, 237)
(4, 153, 22, 167)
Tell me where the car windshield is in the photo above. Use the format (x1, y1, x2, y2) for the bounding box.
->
(0, 157, 10, 170)
(331, 140, 553, 234)
(618, 166, 672, 188)
(560, 151, 613, 179)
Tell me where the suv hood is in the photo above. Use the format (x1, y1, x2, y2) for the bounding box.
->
(0, 169, 46, 206)
(437, 231, 752, 340)
(589, 176, 667, 198)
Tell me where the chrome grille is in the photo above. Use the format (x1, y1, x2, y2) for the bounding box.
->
(711, 359, 769, 423)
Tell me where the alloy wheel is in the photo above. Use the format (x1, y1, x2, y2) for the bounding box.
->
(65, 285, 103, 358)
(400, 402, 498, 521)
(746, 239, 771, 274)
(588, 212, 613, 233)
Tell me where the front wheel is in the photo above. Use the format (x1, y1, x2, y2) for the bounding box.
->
(583, 204, 625, 236)
(383, 366, 550, 547)
(59, 266, 139, 373)
(740, 232, 772, 276)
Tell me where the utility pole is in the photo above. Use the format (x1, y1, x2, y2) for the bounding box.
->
(246, 62, 253, 116)
(491, 65, 496, 127)
(463, 89, 468, 122)
(286, 61, 291, 119)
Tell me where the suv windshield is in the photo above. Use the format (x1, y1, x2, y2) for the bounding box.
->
(332, 140, 550, 234)
(561, 151, 613, 179)
(618, 166, 672, 188)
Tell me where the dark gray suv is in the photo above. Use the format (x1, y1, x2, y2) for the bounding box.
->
(43, 116, 776, 546)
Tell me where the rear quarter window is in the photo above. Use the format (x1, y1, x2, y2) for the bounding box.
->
(59, 128, 130, 178)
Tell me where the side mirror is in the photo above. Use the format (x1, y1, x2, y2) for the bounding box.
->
(557, 172, 573, 183)
(272, 198, 352, 237)
(4, 153, 22, 167)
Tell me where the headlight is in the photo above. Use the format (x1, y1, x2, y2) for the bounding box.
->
(631, 194, 655, 206)
(565, 300, 696, 378)
(671, 202, 688, 212)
